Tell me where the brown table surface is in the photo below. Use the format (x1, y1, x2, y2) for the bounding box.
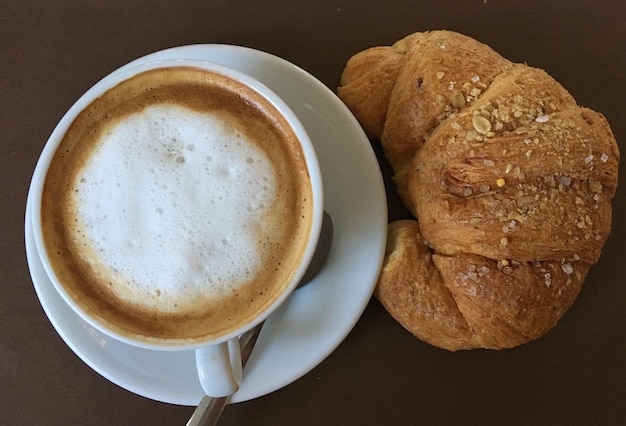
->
(2, 1, 625, 425)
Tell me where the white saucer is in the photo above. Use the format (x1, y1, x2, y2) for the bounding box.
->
(25, 45, 387, 406)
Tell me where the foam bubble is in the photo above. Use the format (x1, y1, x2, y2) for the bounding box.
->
(73, 104, 277, 310)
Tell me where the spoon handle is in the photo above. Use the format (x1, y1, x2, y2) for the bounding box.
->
(185, 394, 228, 426)
(186, 322, 264, 426)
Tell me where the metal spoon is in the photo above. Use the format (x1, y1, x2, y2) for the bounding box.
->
(187, 211, 334, 426)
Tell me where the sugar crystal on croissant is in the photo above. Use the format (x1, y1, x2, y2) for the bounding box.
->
(338, 30, 619, 350)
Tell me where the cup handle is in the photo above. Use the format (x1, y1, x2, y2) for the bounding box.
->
(195, 338, 242, 397)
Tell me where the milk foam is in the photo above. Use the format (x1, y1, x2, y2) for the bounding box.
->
(73, 104, 276, 310)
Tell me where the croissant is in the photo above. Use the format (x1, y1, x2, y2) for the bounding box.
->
(338, 30, 619, 350)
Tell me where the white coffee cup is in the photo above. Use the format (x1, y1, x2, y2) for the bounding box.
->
(29, 58, 323, 397)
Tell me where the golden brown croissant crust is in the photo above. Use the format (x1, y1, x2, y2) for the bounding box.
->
(338, 30, 619, 350)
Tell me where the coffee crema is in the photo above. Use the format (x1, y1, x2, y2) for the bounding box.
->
(41, 66, 313, 344)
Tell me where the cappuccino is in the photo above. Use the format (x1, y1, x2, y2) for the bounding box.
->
(40, 66, 314, 344)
